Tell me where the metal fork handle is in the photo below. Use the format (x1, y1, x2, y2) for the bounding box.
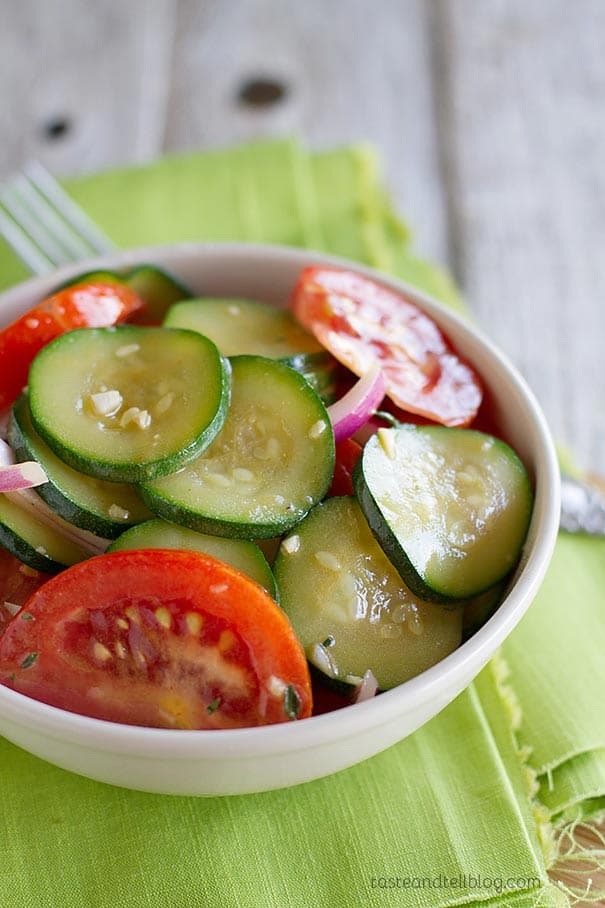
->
(560, 475, 605, 535)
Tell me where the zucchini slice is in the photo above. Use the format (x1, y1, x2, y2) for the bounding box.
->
(462, 582, 505, 641)
(107, 518, 278, 601)
(9, 394, 152, 538)
(164, 298, 326, 360)
(142, 355, 335, 539)
(354, 425, 533, 602)
(0, 495, 92, 573)
(164, 298, 339, 404)
(125, 265, 191, 322)
(274, 497, 462, 690)
(28, 326, 230, 483)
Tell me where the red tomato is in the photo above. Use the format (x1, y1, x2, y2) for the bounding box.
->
(0, 281, 144, 411)
(328, 439, 362, 497)
(290, 266, 483, 428)
(0, 549, 312, 729)
(0, 548, 51, 636)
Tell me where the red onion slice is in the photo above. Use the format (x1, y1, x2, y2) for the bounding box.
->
(327, 364, 386, 443)
(0, 438, 108, 555)
(0, 461, 48, 492)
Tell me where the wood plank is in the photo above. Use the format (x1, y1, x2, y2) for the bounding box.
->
(432, 0, 605, 473)
(166, 0, 450, 264)
(0, 0, 176, 179)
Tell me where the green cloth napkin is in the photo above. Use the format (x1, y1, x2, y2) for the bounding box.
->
(0, 138, 603, 908)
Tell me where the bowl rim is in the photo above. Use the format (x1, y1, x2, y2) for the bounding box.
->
(0, 241, 561, 758)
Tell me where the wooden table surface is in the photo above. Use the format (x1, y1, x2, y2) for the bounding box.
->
(1, 1, 604, 903)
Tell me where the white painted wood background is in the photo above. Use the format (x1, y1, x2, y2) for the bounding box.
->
(1, 0, 604, 474)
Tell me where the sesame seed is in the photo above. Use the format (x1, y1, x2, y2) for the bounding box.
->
(308, 420, 327, 439)
(207, 472, 232, 487)
(228, 304, 241, 316)
(125, 606, 140, 625)
(19, 565, 38, 577)
(25, 317, 39, 329)
(314, 551, 341, 571)
(155, 392, 175, 415)
(115, 343, 140, 358)
(266, 437, 280, 458)
(116, 618, 129, 630)
(267, 675, 287, 698)
(120, 407, 152, 430)
(3, 601, 19, 616)
(209, 583, 228, 594)
(35, 545, 47, 556)
(89, 390, 123, 417)
(282, 535, 300, 554)
(233, 467, 255, 482)
(114, 641, 126, 658)
(408, 611, 424, 636)
(108, 503, 130, 521)
(378, 428, 397, 460)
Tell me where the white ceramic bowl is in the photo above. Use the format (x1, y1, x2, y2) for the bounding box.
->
(0, 243, 560, 796)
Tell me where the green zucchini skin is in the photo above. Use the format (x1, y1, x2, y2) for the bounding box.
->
(107, 518, 279, 601)
(9, 394, 152, 539)
(0, 495, 92, 574)
(353, 425, 533, 604)
(462, 582, 506, 641)
(28, 326, 231, 483)
(141, 355, 335, 540)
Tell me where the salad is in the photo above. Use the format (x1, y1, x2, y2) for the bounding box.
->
(0, 263, 533, 729)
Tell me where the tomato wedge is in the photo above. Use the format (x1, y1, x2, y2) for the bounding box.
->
(0, 281, 144, 411)
(328, 439, 362, 497)
(0, 548, 50, 637)
(290, 266, 483, 427)
(0, 549, 312, 729)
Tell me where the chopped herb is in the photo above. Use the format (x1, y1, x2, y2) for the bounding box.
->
(284, 684, 302, 720)
(20, 612, 34, 621)
(9, 672, 15, 683)
(20, 652, 38, 670)
(207, 697, 221, 714)
(322, 635, 335, 648)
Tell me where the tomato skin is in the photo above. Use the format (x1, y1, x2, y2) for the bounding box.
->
(328, 439, 362, 497)
(0, 282, 144, 411)
(290, 266, 483, 428)
(0, 550, 312, 729)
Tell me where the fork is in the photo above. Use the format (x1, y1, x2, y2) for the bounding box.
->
(0, 160, 115, 275)
(1, 161, 604, 535)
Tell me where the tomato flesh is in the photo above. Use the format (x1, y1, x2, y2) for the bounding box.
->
(0, 281, 144, 411)
(0, 549, 312, 729)
(0, 548, 51, 636)
(328, 439, 362, 497)
(290, 266, 483, 427)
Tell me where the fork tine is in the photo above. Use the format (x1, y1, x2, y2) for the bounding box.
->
(12, 174, 94, 262)
(0, 207, 55, 276)
(0, 181, 77, 268)
(24, 161, 115, 255)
